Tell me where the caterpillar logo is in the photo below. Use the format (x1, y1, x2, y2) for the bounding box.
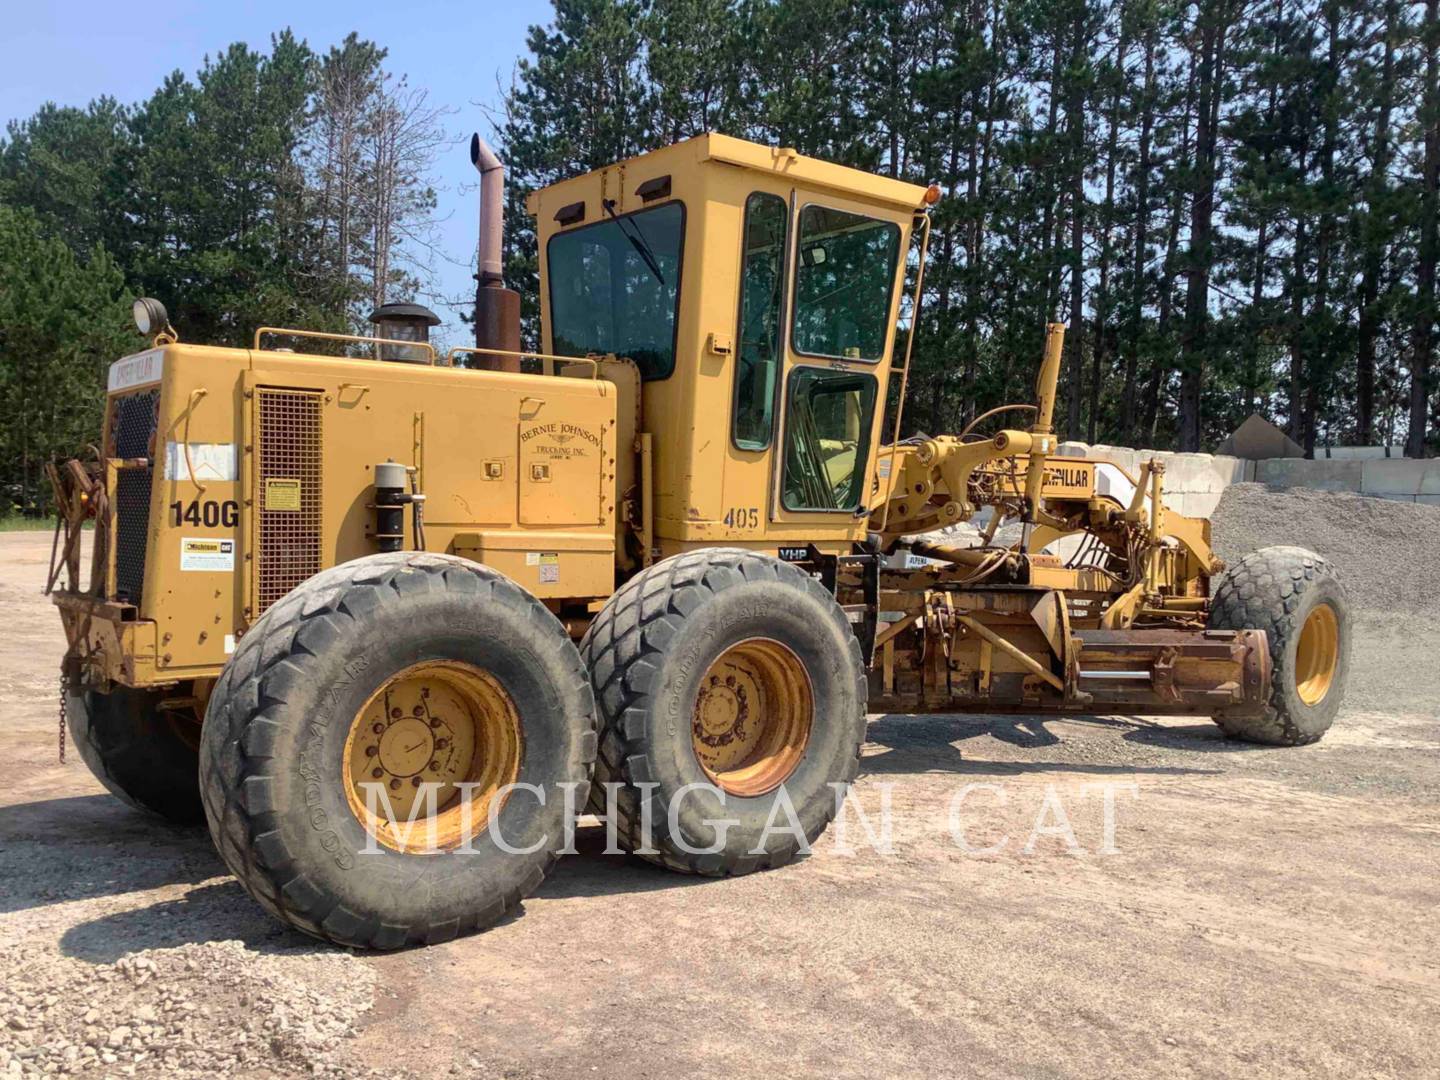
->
(984, 458, 1094, 499)
(1034, 461, 1094, 498)
(1044, 464, 1093, 493)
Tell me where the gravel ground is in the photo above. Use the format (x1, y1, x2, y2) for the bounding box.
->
(1, 487, 1438, 1078)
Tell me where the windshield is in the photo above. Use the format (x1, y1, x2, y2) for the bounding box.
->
(791, 205, 901, 361)
(547, 202, 684, 380)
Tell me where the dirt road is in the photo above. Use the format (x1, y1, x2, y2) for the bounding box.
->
(2, 528, 1437, 1078)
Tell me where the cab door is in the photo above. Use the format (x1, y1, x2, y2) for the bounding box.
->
(768, 197, 909, 532)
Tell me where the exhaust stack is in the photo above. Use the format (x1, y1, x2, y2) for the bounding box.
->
(470, 133, 521, 373)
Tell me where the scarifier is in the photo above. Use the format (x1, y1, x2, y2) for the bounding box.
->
(47, 133, 1351, 948)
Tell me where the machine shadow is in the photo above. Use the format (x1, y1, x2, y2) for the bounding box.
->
(58, 880, 322, 964)
(534, 823, 715, 900)
(859, 712, 1236, 776)
(49, 821, 708, 963)
(0, 794, 218, 916)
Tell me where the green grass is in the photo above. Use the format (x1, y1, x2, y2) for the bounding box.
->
(0, 517, 60, 532)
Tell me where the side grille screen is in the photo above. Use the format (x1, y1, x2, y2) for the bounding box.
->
(256, 389, 323, 613)
(107, 390, 160, 605)
(113, 469, 152, 602)
(110, 389, 159, 458)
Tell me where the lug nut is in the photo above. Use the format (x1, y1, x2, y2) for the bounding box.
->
(373, 723, 384, 734)
(411, 777, 422, 787)
(389, 779, 401, 791)
(372, 768, 383, 779)
(365, 745, 378, 757)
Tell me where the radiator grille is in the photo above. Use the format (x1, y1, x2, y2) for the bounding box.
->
(256, 388, 323, 612)
(107, 390, 160, 604)
(113, 469, 152, 603)
(109, 389, 160, 458)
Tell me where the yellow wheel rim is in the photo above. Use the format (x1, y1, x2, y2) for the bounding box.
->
(692, 638, 813, 797)
(342, 660, 521, 853)
(1295, 604, 1339, 707)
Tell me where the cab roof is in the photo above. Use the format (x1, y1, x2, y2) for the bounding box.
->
(525, 132, 930, 218)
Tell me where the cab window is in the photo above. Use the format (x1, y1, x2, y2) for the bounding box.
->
(791, 205, 901, 361)
(782, 368, 878, 512)
(731, 193, 788, 450)
(547, 202, 684, 380)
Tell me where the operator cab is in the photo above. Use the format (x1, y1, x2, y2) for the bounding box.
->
(527, 134, 932, 557)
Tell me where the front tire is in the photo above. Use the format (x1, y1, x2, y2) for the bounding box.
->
(581, 549, 867, 875)
(1208, 545, 1351, 746)
(199, 553, 597, 950)
(68, 685, 204, 823)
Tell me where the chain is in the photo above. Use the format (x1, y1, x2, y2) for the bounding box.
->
(57, 670, 68, 764)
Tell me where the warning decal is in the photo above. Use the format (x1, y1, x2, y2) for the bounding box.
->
(538, 553, 560, 584)
(265, 478, 302, 511)
(180, 537, 235, 572)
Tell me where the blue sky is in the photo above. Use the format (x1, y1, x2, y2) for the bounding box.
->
(3, 1, 546, 344)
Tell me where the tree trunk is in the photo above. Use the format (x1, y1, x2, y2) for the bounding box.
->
(1355, 0, 1397, 446)
(1177, 1, 1227, 452)
(1119, 23, 1157, 446)
(1409, 0, 1440, 458)
(1144, 52, 1197, 444)
(1288, 206, 1309, 445)
(1305, 1, 1343, 458)
(1089, 23, 1128, 443)
(1064, 12, 1087, 442)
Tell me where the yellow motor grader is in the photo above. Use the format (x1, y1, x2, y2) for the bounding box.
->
(47, 133, 1350, 948)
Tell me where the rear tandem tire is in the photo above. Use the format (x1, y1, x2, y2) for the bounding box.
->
(67, 685, 204, 824)
(1208, 545, 1351, 746)
(198, 552, 597, 950)
(581, 548, 868, 875)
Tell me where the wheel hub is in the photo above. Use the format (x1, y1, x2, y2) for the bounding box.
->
(695, 676, 750, 747)
(343, 661, 521, 852)
(691, 638, 813, 797)
(376, 716, 435, 777)
(1295, 603, 1339, 706)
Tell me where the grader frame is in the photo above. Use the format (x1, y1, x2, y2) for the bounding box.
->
(46, 133, 1343, 949)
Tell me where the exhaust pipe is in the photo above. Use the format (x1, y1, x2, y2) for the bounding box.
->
(471, 133, 504, 286)
(470, 133, 521, 372)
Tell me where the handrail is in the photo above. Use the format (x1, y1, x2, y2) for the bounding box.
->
(445, 345, 601, 380)
(252, 326, 438, 364)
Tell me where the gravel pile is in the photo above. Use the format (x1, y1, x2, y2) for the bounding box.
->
(0, 940, 382, 1078)
(1211, 483, 1440, 617)
(1212, 482, 1440, 713)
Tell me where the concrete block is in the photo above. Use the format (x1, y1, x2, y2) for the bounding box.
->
(1254, 458, 1363, 492)
(1156, 451, 1248, 493)
(1361, 458, 1440, 497)
(1056, 441, 1092, 459)
(1042, 534, 1087, 561)
(1084, 443, 1142, 476)
(1316, 445, 1407, 460)
(1174, 491, 1223, 520)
